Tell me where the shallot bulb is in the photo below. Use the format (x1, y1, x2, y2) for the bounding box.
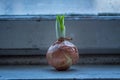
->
(46, 38, 79, 71)
(46, 15, 79, 71)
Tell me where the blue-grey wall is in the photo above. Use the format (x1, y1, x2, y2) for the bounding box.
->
(0, 20, 120, 54)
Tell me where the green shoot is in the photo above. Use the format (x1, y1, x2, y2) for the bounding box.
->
(56, 15, 66, 39)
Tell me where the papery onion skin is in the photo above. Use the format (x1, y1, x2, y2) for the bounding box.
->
(46, 38, 79, 71)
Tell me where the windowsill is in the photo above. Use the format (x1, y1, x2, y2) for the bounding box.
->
(0, 65, 120, 80)
(0, 15, 120, 21)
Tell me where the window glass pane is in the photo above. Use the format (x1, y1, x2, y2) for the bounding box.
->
(0, 0, 119, 15)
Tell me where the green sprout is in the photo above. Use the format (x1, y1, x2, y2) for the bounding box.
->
(56, 15, 66, 39)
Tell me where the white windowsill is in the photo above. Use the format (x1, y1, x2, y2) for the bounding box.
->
(0, 65, 120, 80)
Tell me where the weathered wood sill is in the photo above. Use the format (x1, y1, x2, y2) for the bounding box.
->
(0, 65, 120, 80)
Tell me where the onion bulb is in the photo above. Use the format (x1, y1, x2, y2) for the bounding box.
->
(46, 15, 79, 71)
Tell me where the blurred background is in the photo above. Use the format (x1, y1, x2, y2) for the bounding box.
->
(0, 0, 120, 15)
(0, 0, 120, 55)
